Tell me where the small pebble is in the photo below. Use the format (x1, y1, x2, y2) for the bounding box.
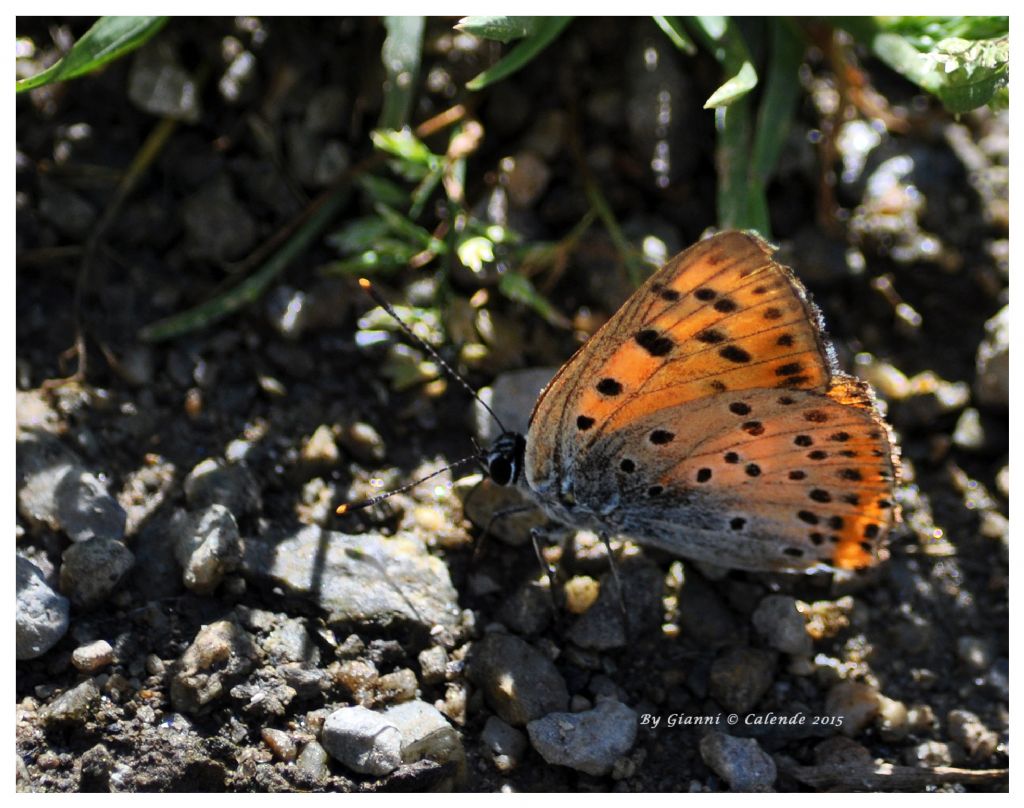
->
(956, 636, 994, 671)
(71, 639, 115, 673)
(503, 150, 551, 208)
(15, 555, 70, 660)
(261, 727, 297, 762)
(527, 700, 638, 776)
(752, 595, 813, 656)
(700, 731, 777, 791)
(952, 407, 985, 450)
(418, 646, 448, 685)
(40, 679, 100, 726)
(563, 576, 600, 614)
(338, 422, 386, 465)
(300, 425, 340, 471)
(295, 740, 330, 783)
(321, 705, 401, 776)
(59, 538, 135, 609)
(466, 632, 569, 726)
(384, 699, 464, 768)
(876, 695, 910, 741)
(824, 681, 881, 737)
(373, 668, 418, 705)
(709, 648, 775, 714)
(947, 709, 999, 762)
(904, 740, 955, 768)
(481, 715, 527, 772)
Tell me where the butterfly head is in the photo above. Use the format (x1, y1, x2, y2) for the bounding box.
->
(482, 431, 526, 487)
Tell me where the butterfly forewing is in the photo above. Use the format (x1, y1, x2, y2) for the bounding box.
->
(526, 231, 834, 493)
(521, 230, 897, 573)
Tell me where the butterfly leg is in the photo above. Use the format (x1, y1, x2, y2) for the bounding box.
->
(530, 525, 562, 617)
(599, 532, 630, 637)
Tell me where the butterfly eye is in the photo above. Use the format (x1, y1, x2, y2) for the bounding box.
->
(489, 456, 513, 486)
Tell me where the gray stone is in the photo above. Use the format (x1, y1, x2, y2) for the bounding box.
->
(240, 527, 460, 631)
(295, 740, 330, 784)
(384, 700, 464, 768)
(16, 555, 70, 660)
(181, 177, 257, 262)
(527, 700, 638, 776)
(60, 538, 134, 609)
(699, 731, 777, 791)
(170, 505, 242, 594)
(751, 595, 813, 656)
(321, 705, 402, 776)
(17, 431, 125, 543)
(975, 304, 1008, 407)
(481, 715, 528, 772)
(497, 581, 552, 635)
(37, 177, 98, 240)
(709, 647, 776, 714)
(677, 573, 741, 648)
(183, 457, 261, 519)
(263, 617, 319, 665)
(128, 42, 201, 122)
(566, 559, 662, 650)
(338, 422, 386, 465)
(417, 645, 448, 685)
(40, 679, 101, 726)
(467, 632, 569, 726)
(170, 619, 257, 715)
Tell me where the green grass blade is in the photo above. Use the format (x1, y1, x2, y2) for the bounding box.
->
(653, 16, 698, 55)
(455, 16, 541, 43)
(688, 16, 759, 108)
(379, 16, 425, 130)
(16, 16, 169, 92)
(498, 272, 569, 328)
(750, 19, 805, 183)
(466, 16, 572, 90)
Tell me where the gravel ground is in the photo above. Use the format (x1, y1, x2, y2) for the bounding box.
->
(16, 18, 1008, 793)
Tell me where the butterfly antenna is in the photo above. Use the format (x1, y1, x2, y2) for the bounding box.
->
(357, 278, 509, 433)
(336, 454, 479, 515)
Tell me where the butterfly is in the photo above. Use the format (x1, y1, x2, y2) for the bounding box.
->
(482, 230, 899, 573)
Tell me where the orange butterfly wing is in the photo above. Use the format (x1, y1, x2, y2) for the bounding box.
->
(523, 230, 898, 572)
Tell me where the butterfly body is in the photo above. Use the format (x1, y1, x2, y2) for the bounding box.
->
(485, 230, 898, 573)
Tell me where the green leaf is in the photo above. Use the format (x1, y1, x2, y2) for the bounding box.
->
(17, 16, 169, 93)
(836, 17, 1010, 114)
(653, 16, 697, 55)
(379, 16, 425, 130)
(326, 216, 392, 254)
(370, 128, 439, 166)
(688, 16, 759, 108)
(928, 36, 1009, 114)
(356, 174, 410, 208)
(373, 203, 447, 254)
(498, 272, 570, 328)
(455, 16, 541, 44)
(466, 16, 573, 90)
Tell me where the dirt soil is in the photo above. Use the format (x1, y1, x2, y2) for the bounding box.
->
(16, 17, 1008, 793)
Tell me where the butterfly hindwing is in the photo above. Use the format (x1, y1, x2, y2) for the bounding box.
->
(563, 376, 897, 571)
